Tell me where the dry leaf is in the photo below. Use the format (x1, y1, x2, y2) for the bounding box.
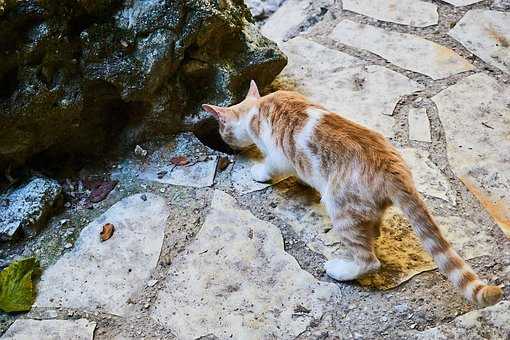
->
(88, 180, 118, 203)
(100, 223, 115, 242)
(217, 156, 230, 172)
(170, 156, 189, 166)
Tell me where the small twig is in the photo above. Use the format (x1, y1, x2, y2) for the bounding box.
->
(481, 122, 494, 129)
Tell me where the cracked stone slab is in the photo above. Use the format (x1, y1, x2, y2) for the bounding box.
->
(432, 73, 510, 237)
(0, 177, 62, 241)
(281, 37, 422, 138)
(408, 107, 432, 142)
(400, 148, 456, 205)
(261, 0, 312, 42)
(343, 0, 438, 27)
(231, 147, 288, 195)
(440, 0, 483, 6)
(150, 190, 337, 339)
(1, 319, 95, 340)
(113, 133, 218, 188)
(450, 10, 510, 74)
(415, 301, 510, 339)
(330, 20, 474, 79)
(35, 193, 169, 316)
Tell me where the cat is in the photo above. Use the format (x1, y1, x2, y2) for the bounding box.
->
(202, 80, 503, 306)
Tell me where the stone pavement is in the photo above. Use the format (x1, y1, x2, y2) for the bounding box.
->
(2, 0, 510, 339)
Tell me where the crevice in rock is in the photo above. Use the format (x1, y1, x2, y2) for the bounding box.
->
(0, 66, 19, 99)
(193, 117, 235, 155)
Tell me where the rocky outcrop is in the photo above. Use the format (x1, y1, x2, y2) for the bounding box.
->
(0, 176, 62, 241)
(0, 0, 286, 170)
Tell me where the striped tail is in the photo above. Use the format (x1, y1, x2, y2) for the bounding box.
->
(394, 187, 502, 306)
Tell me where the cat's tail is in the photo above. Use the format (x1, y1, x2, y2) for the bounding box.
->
(392, 180, 502, 306)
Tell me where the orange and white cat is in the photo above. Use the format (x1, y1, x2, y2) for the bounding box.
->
(202, 80, 503, 306)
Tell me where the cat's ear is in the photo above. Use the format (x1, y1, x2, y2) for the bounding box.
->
(247, 80, 260, 99)
(202, 104, 227, 123)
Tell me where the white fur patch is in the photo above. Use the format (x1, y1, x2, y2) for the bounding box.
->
(296, 108, 326, 191)
(324, 258, 380, 281)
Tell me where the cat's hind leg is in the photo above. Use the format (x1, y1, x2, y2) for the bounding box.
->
(324, 214, 381, 281)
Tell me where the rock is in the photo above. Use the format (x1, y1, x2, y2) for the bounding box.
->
(0, 0, 286, 169)
(114, 133, 218, 188)
(408, 107, 432, 142)
(431, 73, 510, 237)
(400, 148, 455, 205)
(35, 193, 169, 316)
(415, 301, 510, 339)
(150, 190, 337, 339)
(1, 318, 96, 340)
(342, 0, 438, 27)
(134, 145, 148, 158)
(246, 0, 286, 19)
(449, 10, 510, 74)
(330, 20, 474, 80)
(440, 0, 483, 6)
(0, 177, 62, 241)
(280, 37, 422, 138)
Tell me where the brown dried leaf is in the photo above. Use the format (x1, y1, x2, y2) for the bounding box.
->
(100, 223, 115, 242)
(89, 180, 118, 203)
(217, 156, 230, 172)
(170, 156, 189, 166)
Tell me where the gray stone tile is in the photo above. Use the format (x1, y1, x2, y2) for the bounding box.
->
(35, 193, 169, 316)
(330, 20, 474, 79)
(432, 73, 510, 237)
(401, 148, 455, 204)
(1, 319, 95, 340)
(408, 107, 432, 142)
(343, 0, 438, 27)
(150, 190, 337, 339)
(450, 9, 510, 74)
(415, 301, 510, 339)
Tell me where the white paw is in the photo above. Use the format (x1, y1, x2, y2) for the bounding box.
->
(251, 163, 271, 183)
(324, 258, 380, 281)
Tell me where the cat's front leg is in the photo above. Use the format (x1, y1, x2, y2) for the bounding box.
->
(251, 161, 273, 183)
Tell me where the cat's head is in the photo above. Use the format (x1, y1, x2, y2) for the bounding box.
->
(202, 80, 260, 150)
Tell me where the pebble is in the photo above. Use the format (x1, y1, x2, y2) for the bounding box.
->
(141, 194, 147, 201)
(135, 145, 148, 158)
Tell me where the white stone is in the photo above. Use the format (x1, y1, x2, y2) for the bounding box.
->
(415, 301, 510, 339)
(246, 0, 285, 18)
(330, 20, 474, 80)
(281, 37, 422, 138)
(231, 147, 288, 194)
(408, 107, 432, 142)
(1, 319, 95, 340)
(400, 148, 455, 204)
(35, 193, 169, 316)
(114, 133, 218, 188)
(261, 0, 312, 42)
(440, 0, 483, 6)
(139, 156, 217, 188)
(343, 0, 438, 27)
(432, 73, 510, 237)
(450, 10, 510, 74)
(150, 190, 337, 339)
